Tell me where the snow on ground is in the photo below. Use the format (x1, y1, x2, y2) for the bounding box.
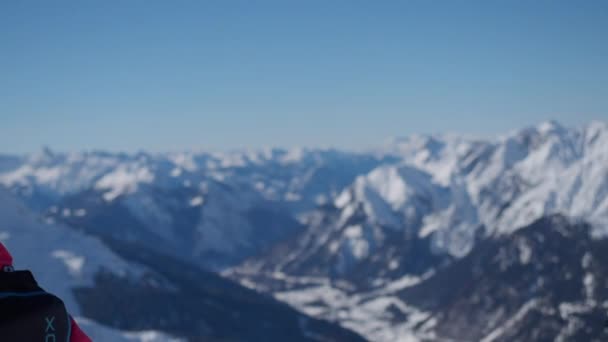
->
(95, 165, 155, 201)
(268, 272, 435, 342)
(480, 299, 538, 342)
(77, 318, 184, 342)
(189, 196, 204, 206)
(275, 284, 434, 342)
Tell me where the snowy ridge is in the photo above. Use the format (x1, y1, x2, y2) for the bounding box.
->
(0, 147, 382, 269)
(0, 148, 381, 210)
(365, 120, 608, 256)
(2, 120, 606, 265)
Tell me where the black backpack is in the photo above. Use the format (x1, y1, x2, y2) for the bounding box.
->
(0, 271, 71, 342)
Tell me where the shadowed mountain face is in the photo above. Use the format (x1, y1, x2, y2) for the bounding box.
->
(398, 215, 608, 341)
(47, 183, 305, 270)
(232, 202, 453, 292)
(75, 238, 367, 342)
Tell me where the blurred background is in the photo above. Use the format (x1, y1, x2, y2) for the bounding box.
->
(1, 1, 607, 341)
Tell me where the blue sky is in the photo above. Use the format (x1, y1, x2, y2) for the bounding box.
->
(1, 1, 607, 153)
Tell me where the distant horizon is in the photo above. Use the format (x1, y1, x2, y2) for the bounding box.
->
(4, 110, 602, 155)
(2, 118, 605, 156)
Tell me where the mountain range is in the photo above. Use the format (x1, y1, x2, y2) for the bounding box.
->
(0, 120, 607, 341)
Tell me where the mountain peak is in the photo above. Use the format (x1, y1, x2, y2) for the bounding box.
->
(29, 145, 58, 164)
(536, 119, 565, 134)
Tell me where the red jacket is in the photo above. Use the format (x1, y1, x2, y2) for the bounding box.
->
(0, 242, 92, 342)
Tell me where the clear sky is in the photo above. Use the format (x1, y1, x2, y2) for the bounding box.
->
(1, 1, 607, 153)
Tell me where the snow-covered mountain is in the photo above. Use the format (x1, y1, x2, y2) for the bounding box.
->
(0, 191, 362, 341)
(0, 148, 383, 269)
(226, 120, 608, 341)
(232, 215, 608, 341)
(237, 121, 608, 284)
(396, 215, 608, 341)
(0, 147, 382, 211)
(380, 120, 608, 238)
(1, 120, 607, 341)
(0, 188, 366, 341)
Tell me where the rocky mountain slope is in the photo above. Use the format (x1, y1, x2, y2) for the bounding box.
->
(230, 216, 608, 341)
(398, 215, 608, 341)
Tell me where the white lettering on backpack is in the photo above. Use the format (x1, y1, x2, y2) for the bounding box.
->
(45, 316, 56, 342)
